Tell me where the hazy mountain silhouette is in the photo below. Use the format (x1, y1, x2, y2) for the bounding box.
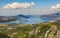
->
(40, 12, 60, 20)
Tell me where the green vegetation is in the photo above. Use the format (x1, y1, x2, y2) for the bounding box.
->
(38, 25, 51, 35)
(0, 33, 9, 38)
(0, 21, 60, 38)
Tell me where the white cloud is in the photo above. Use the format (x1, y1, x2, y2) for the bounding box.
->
(3, 2, 35, 9)
(51, 4, 60, 9)
(1, 4, 60, 16)
(51, 4, 60, 11)
(42, 4, 60, 15)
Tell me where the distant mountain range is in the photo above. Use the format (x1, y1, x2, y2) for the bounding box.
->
(0, 14, 40, 22)
(0, 12, 60, 22)
(0, 14, 30, 22)
(40, 12, 60, 21)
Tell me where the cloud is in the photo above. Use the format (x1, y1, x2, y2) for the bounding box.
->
(1, 4, 60, 16)
(51, 4, 60, 9)
(50, 4, 60, 12)
(3, 2, 35, 9)
(42, 4, 60, 15)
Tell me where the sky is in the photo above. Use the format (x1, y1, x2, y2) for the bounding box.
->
(0, 0, 60, 16)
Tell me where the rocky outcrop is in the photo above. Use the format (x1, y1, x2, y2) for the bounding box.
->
(57, 30, 60, 38)
(44, 25, 57, 38)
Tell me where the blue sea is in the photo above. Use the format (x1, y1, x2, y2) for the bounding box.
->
(1, 18, 50, 24)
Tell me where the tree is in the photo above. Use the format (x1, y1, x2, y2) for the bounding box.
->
(0, 33, 10, 38)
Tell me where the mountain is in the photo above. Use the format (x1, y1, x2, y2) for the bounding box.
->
(40, 12, 60, 20)
(18, 14, 30, 18)
(0, 14, 30, 22)
(26, 15, 40, 18)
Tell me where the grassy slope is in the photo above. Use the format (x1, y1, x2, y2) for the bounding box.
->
(0, 21, 60, 38)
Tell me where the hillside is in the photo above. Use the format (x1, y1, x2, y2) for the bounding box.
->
(40, 12, 60, 20)
(0, 21, 60, 38)
(0, 14, 30, 22)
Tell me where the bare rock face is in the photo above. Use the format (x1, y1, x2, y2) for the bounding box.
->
(57, 30, 60, 38)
